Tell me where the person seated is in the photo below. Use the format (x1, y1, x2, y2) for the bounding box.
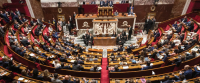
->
(20, 37, 30, 47)
(51, 73, 62, 83)
(118, 45, 123, 51)
(112, 32, 117, 37)
(38, 51, 47, 58)
(111, 65, 121, 72)
(90, 65, 99, 72)
(141, 61, 152, 70)
(172, 21, 178, 28)
(62, 75, 76, 83)
(55, 62, 70, 70)
(52, 32, 59, 39)
(187, 21, 194, 31)
(162, 75, 174, 83)
(0, 11, 10, 23)
(22, 16, 28, 22)
(110, 56, 117, 61)
(194, 65, 200, 77)
(91, 0, 96, 4)
(14, 21, 20, 30)
(21, 69, 30, 77)
(114, 10, 119, 16)
(180, 65, 193, 79)
(30, 18, 36, 26)
(120, 55, 126, 61)
(32, 68, 43, 80)
(116, 52, 122, 58)
(116, 34, 122, 45)
(72, 61, 83, 71)
(128, 9, 134, 15)
(153, 30, 160, 41)
(181, 16, 188, 24)
(18, 16, 23, 24)
(52, 59, 61, 69)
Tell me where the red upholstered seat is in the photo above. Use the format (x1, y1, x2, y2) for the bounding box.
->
(12, 25, 18, 31)
(32, 25, 37, 36)
(165, 25, 170, 31)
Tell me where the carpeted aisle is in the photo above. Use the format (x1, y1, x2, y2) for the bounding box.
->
(101, 58, 109, 83)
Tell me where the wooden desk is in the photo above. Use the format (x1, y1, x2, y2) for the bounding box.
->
(93, 37, 116, 46)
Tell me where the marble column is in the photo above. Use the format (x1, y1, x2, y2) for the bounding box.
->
(7, 0, 12, 3)
(181, 0, 191, 15)
(25, 0, 35, 18)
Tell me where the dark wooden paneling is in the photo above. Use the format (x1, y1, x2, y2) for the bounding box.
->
(118, 18, 134, 28)
(134, 4, 174, 22)
(42, 7, 78, 22)
(77, 19, 93, 29)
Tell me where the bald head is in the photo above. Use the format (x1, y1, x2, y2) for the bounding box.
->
(65, 75, 69, 80)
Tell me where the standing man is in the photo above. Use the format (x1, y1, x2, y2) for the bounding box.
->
(100, 0, 105, 7)
(91, 0, 96, 4)
(144, 16, 152, 34)
(151, 17, 156, 30)
(88, 33, 93, 48)
(69, 15, 73, 29)
(104, 0, 108, 6)
(67, 21, 71, 35)
(108, 0, 113, 7)
(128, 25, 132, 40)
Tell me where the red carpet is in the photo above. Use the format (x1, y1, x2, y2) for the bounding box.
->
(101, 58, 109, 83)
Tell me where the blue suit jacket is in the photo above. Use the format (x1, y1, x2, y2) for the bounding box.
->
(184, 69, 193, 79)
(141, 66, 152, 70)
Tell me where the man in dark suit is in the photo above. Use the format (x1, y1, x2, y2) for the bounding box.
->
(116, 34, 123, 45)
(88, 34, 93, 47)
(14, 21, 20, 30)
(0, 11, 10, 23)
(91, 0, 96, 4)
(43, 33, 49, 41)
(104, 0, 108, 6)
(154, 30, 160, 42)
(27, 45, 34, 52)
(118, 45, 123, 51)
(144, 16, 152, 34)
(176, 24, 182, 33)
(22, 16, 27, 22)
(67, 21, 71, 35)
(181, 16, 188, 24)
(100, 0, 105, 7)
(187, 21, 194, 31)
(128, 25, 132, 40)
(30, 18, 35, 26)
(108, 0, 113, 7)
(121, 0, 126, 3)
(20, 37, 30, 47)
(69, 15, 73, 28)
(162, 76, 174, 83)
(182, 65, 193, 79)
(72, 61, 83, 71)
